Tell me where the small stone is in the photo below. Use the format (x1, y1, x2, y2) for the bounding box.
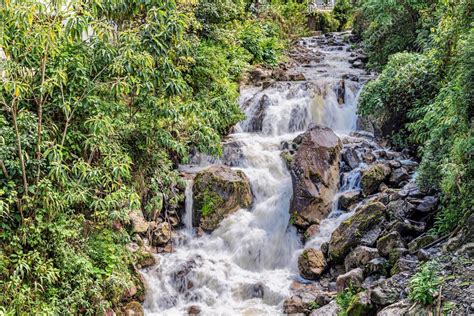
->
(388, 167, 410, 187)
(336, 268, 364, 292)
(305, 224, 321, 241)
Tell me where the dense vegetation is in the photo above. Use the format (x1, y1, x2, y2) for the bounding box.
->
(355, 0, 473, 235)
(0, 0, 308, 314)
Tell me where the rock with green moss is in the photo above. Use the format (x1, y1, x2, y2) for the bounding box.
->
(360, 163, 391, 196)
(193, 165, 252, 231)
(328, 202, 386, 262)
(376, 231, 406, 257)
(346, 291, 376, 316)
(288, 125, 342, 229)
(298, 248, 327, 279)
(135, 250, 156, 269)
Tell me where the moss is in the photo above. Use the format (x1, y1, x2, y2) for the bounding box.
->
(200, 190, 224, 217)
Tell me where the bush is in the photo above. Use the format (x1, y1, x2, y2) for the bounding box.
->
(358, 52, 439, 141)
(409, 261, 442, 305)
(334, 0, 353, 30)
(310, 11, 340, 33)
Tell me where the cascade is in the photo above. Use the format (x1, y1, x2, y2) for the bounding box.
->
(142, 32, 371, 315)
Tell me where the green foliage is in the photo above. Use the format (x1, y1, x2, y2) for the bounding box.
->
(358, 0, 473, 235)
(409, 261, 442, 305)
(334, 0, 353, 30)
(336, 285, 359, 316)
(358, 52, 439, 138)
(310, 11, 340, 33)
(0, 0, 309, 313)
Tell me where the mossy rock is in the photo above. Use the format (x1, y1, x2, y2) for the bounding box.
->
(360, 164, 391, 196)
(347, 291, 376, 316)
(328, 202, 386, 262)
(193, 165, 253, 231)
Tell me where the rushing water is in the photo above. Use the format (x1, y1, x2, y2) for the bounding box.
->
(142, 32, 370, 315)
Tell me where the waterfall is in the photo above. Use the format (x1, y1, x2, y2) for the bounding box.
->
(142, 32, 371, 315)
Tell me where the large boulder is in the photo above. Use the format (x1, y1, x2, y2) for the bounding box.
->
(288, 125, 342, 228)
(152, 222, 172, 246)
(360, 164, 391, 196)
(376, 231, 406, 257)
(298, 248, 327, 279)
(328, 202, 386, 262)
(193, 166, 252, 231)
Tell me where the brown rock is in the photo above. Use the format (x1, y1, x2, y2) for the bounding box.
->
(289, 125, 342, 228)
(123, 301, 144, 316)
(344, 246, 380, 272)
(298, 248, 327, 279)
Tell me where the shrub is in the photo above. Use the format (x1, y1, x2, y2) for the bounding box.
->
(409, 261, 442, 305)
(309, 11, 340, 33)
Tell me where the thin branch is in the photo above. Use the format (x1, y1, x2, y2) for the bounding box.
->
(35, 43, 49, 184)
(11, 97, 29, 198)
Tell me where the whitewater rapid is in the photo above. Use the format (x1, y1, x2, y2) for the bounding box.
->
(142, 32, 370, 315)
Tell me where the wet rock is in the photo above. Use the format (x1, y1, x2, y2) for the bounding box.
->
(187, 305, 201, 315)
(342, 147, 360, 170)
(128, 209, 149, 234)
(346, 291, 376, 316)
(152, 222, 172, 246)
(362, 152, 376, 164)
(171, 259, 197, 293)
(328, 202, 386, 262)
(376, 231, 406, 257)
(222, 140, 244, 167)
(123, 301, 144, 316)
(235, 282, 265, 300)
(388, 167, 410, 187)
(247, 94, 270, 132)
(344, 246, 380, 272)
(248, 67, 272, 84)
(305, 224, 321, 241)
(361, 164, 391, 196)
(288, 72, 306, 81)
(335, 79, 345, 104)
(289, 125, 342, 228)
(298, 248, 327, 279)
(376, 299, 410, 315)
(336, 268, 364, 292)
(289, 105, 309, 132)
(338, 190, 361, 211)
(310, 300, 341, 316)
(193, 165, 252, 231)
(283, 295, 306, 314)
